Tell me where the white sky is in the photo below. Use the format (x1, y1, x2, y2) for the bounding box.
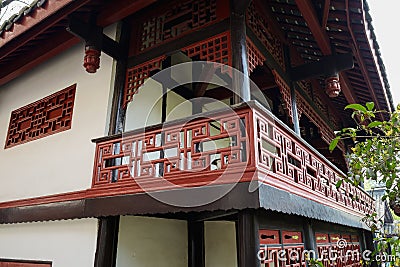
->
(367, 0, 400, 105)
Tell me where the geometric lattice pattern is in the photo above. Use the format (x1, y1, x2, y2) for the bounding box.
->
(182, 32, 232, 73)
(259, 229, 306, 267)
(255, 109, 374, 216)
(247, 38, 266, 73)
(5, 84, 76, 149)
(316, 233, 362, 267)
(92, 108, 250, 187)
(123, 56, 165, 108)
(139, 0, 219, 52)
(246, 2, 285, 71)
(272, 70, 293, 122)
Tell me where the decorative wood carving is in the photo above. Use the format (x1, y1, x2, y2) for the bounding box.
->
(315, 233, 362, 267)
(255, 108, 373, 215)
(246, 2, 285, 71)
(92, 108, 251, 187)
(246, 38, 266, 73)
(123, 56, 165, 107)
(259, 229, 306, 267)
(182, 31, 232, 73)
(5, 84, 76, 148)
(272, 70, 293, 123)
(137, 0, 228, 53)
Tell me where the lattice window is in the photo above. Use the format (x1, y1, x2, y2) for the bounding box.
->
(259, 229, 306, 267)
(316, 233, 362, 267)
(139, 0, 220, 52)
(246, 2, 285, 71)
(5, 84, 76, 149)
(124, 56, 165, 108)
(247, 38, 266, 73)
(272, 70, 293, 122)
(182, 31, 232, 73)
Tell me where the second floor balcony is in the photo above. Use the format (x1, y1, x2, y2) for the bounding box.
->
(90, 101, 374, 218)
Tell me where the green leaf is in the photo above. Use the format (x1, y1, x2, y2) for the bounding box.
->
(367, 121, 382, 128)
(345, 103, 367, 113)
(336, 180, 343, 189)
(329, 137, 340, 152)
(366, 102, 375, 111)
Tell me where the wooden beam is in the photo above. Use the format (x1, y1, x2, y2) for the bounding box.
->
(94, 217, 120, 267)
(0, 31, 79, 85)
(322, 0, 331, 29)
(294, 0, 360, 105)
(0, 0, 90, 60)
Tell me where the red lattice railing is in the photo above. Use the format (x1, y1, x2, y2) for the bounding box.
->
(91, 102, 374, 216)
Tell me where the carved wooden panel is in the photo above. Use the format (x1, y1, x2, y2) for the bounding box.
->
(92, 108, 251, 187)
(254, 109, 374, 216)
(316, 233, 362, 267)
(0, 260, 51, 267)
(246, 2, 285, 71)
(182, 31, 232, 73)
(5, 84, 76, 148)
(247, 38, 266, 73)
(259, 229, 306, 267)
(272, 70, 293, 122)
(137, 0, 228, 53)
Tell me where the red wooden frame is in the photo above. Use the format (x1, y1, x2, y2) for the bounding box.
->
(4, 84, 76, 149)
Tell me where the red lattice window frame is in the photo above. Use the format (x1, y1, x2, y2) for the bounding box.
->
(247, 38, 266, 73)
(182, 31, 232, 73)
(124, 56, 165, 108)
(132, 0, 229, 55)
(124, 32, 232, 107)
(5, 84, 76, 149)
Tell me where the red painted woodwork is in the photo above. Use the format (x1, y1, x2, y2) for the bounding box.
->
(132, 0, 229, 55)
(259, 229, 306, 267)
(316, 232, 362, 267)
(246, 2, 285, 71)
(0, 260, 51, 267)
(5, 84, 76, 149)
(91, 103, 374, 217)
(272, 70, 293, 123)
(246, 38, 266, 73)
(92, 108, 252, 189)
(83, 46, 101, 73)
(124, 32, 232, 107)
(325, 75, 341, 98)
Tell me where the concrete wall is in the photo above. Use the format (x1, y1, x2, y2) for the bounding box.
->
(0, 25, 117, 202)
(205, 221, 238, 267)
(0, 219, 98, 267)
(116, 216, 188, 267)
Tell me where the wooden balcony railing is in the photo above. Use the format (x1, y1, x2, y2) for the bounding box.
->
(91, 101, 374, 216)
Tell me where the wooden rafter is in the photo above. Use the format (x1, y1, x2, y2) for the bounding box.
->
(294, 0, 360, 106)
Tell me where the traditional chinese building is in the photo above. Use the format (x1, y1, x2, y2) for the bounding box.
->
(0, 0, 394, 266)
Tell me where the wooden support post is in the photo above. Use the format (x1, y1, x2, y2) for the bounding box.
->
(108, 21, 130, 135)
(188, 220, 205, 267)
(230, 0, 251, 104)
(303, 220, 318, 258)
(236, 210, 260, 267)
(94, 216, 120, 267)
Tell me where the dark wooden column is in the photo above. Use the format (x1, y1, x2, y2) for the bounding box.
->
(94, 216, 120, 267)
(236, 209, 260, 267)
(188, 220, 205, 267)
(230, 0, 251, 104)
(303, 220, 317, 258)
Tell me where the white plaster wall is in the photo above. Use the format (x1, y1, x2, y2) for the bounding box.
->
(205, 221, 238, 267)
(0, 26, 117, 202)
(116, 216, 187, 267)
(0, 218, 98, 267)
